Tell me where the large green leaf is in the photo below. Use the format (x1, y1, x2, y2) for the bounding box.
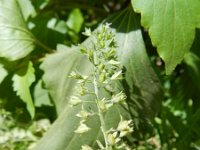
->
(132, 0, 200, 74)
(105, 7, 162, 122)
(33, 7, 162, 150)
(0, 0, 35, 60)
(34, 45, 126, 150)
(12, 61, 35, 118)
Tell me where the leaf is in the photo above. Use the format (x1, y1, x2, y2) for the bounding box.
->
(104, 7, 162, 122)
(33, 80, 52, 107)
(66, 8, 84, 33)
(132, 0, 200, 74)
(0, 0, 35, 61)
(34, 44, 127, 150)
(17, 0, 36, 21)
(12, 61, 35, 118)
(0, 64, 8, 84)
(33, 8, 162, 149)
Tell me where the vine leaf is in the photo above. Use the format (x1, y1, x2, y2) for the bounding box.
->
(0, 0, 35, 61)
(12, 61, 35, 118)
(132, 0, 200, 74)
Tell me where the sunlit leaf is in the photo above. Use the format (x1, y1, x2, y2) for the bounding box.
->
(132, 0, 200, 74)
(12, 61, 35, 118)
(66, 8, 84, 33)
(0, 0, 35, 60)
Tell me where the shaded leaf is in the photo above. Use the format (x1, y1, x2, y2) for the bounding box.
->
(12, 61, 35, 118)
(0, 0, 35, 61)
(33, 80, 52, 107)
(105, 7, 162, 122)
(132, 0, 200, 74)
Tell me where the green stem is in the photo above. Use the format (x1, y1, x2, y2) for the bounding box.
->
(34, 38, 54, 53)
(93, 76, 109, 149)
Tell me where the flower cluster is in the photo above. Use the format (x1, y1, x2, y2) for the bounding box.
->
(68, 23, 133, 150)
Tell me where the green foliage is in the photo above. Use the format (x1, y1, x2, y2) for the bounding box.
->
(0, 0, 200, 149)
(12, 61, 35, 118)
(132, 0, 200, 74)
(0, 0, 35, 60)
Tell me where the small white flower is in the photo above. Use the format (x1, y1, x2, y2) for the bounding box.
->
(107, 132, 120, 146)
(82, 28, 92, 36)
(117, 117, 133, 137)
(74, 122, 90, 134)
(81, 145, 93, 150)
(76, 110, 93, 120)
(111, 91, 126, 104)
(69, 96, 82, 106)
(104, 22, 112, 29)
(98, 98, 113, 112)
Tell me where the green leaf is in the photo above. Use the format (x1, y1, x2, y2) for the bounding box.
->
(33, 80, 52, 107)
(132, 0, 200, 74)
(66, 8, 84, 33)
(34, 45, 127, 150)
(104, 7, 162, 121)
(0, 64, 8, 84)
(17, 0, 36, 21)
(33, 8, 162, 149)
(0, 0, 35, 61)
(12, 61, 35, 118)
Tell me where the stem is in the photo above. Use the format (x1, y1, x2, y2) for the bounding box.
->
(93, 76, 109, 149)
(34, 38, 54, 53)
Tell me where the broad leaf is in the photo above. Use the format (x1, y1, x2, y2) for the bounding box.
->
(106, 7, 162, 122)
(0, 0, 35, 60)
(33, 8, 162, 149)
(12, 61, 35, 118)
(132, 0, 200, 74)
(34, 45, 126, 150)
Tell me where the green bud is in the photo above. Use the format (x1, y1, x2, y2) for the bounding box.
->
(107, 132, 120, 146)
(98, 73, 106, 83)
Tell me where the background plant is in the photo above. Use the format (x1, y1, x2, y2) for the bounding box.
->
(0, 0, 200, 149)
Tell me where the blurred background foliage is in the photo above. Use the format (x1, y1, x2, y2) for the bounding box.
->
(0, 0, 200, 149)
